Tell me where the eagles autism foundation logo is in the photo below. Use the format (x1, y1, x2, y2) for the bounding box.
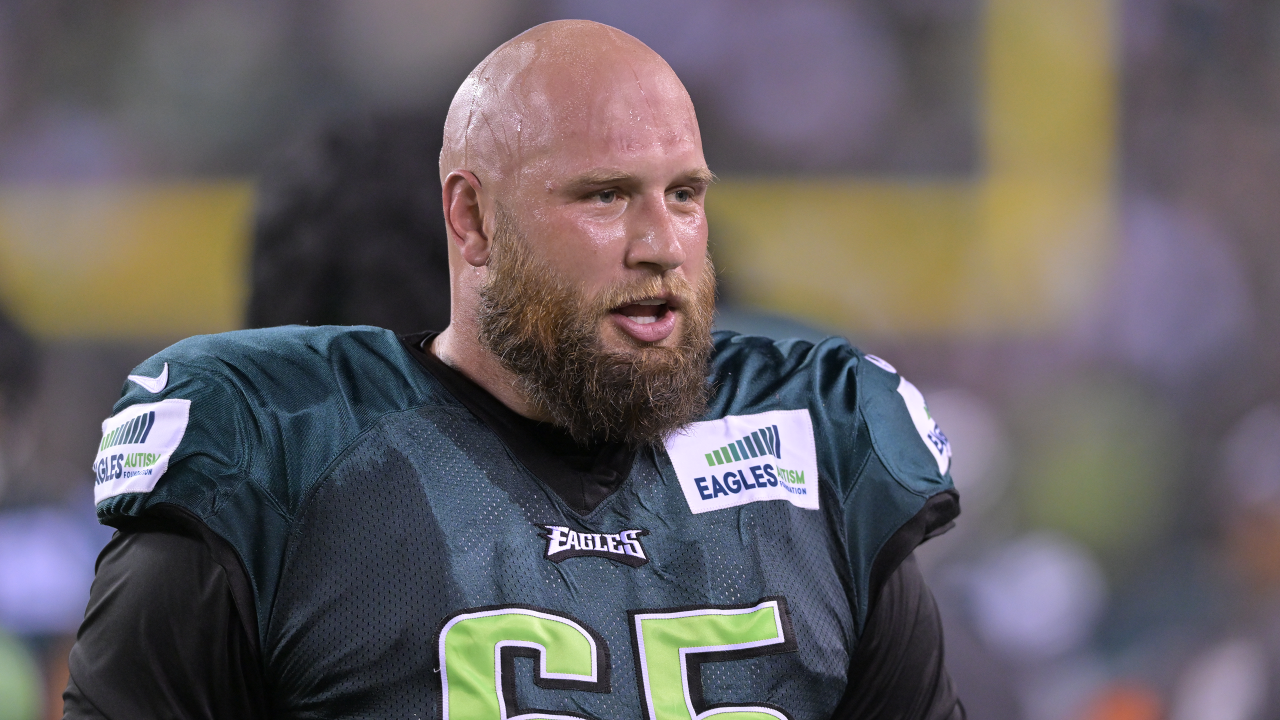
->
(664, 409, 820, 514)
(692, 422, 810, 499)
(93, 398, 191, 504)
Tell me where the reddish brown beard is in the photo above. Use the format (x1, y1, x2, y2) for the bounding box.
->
(477, 208, 716, 447)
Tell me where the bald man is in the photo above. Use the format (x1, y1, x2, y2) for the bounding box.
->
(65, 21, 963, 720)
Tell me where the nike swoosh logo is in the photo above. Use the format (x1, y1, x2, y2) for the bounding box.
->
(128, 362, 169, 394)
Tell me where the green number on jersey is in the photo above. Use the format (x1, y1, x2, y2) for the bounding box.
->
(436, 599, 796, 719)
(630, 598, 797, 720)
(438, 606, 607, 720)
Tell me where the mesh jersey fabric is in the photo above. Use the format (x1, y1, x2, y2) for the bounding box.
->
(91, 326, 958, 719)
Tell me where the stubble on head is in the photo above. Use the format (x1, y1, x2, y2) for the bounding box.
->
(477, 205, 716, 448)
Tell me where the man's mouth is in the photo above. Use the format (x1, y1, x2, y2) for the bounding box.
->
(616, 299, 668, 324)
(610, 297, 679, 342)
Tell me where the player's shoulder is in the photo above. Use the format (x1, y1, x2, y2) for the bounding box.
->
(105, 325, 436, 444)
(705, 330, 953, 499)
(708, 330, 858, 398)
(93, 325, 443, 525)
(136, 324, 416, 389)
(687, 331, 956, 629)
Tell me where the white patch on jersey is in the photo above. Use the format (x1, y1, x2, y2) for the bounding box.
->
(864, 354, 897, 374)
(664, 409, 819, 514)
(895, 378, 951, 475)
(92, 399, 191, 504)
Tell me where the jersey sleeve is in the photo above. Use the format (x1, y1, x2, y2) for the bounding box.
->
(92, 326, 443, 529)
(849, 350, 953, 500)
(91, 352, 255, 526)
(830, 346, 959, 632)
(728, 335, 961, 633)
(704, 333, 959, 630)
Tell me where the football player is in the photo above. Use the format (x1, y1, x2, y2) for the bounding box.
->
(65, 20, 963, 719)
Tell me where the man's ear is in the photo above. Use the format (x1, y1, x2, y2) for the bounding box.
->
(442, 170, 491, 267)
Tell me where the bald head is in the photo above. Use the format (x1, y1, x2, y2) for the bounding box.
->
(440, 20, 702, 191)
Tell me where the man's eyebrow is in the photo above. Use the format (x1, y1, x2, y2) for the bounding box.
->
(562, 167, 717, 190)
(680, 167, 716, 186)
(564, 169, 636, 188)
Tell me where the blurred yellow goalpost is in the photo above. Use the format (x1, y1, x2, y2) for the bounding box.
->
(0, 0, 1115, 340)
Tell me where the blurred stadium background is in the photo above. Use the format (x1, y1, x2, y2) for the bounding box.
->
(1, 1, 1279, 718)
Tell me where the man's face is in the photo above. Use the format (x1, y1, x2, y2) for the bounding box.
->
(474, 58, 717, 445)
(485, 56, 713, 357)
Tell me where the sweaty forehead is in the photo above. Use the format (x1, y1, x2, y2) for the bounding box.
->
(443, 22, 702, 182)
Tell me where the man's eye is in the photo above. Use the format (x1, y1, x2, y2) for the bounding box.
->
(672, 189, 692, 202)
(595, 190, 617, 203)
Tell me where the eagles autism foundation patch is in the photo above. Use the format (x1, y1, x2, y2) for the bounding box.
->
(93, 399, 191, 504)
(664, 409, 820, 514)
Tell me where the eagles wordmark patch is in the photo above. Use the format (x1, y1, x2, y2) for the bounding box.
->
(895, 378, 951, 476)
(93, 399, 191, 504)
(664, 409, 820, 514)
(861, 352, 952, 477)
(540, 525, 650, 567)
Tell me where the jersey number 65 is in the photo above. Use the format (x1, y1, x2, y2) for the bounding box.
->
(437, 596, 797, 720)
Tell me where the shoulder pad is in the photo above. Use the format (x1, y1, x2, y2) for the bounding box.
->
(92, 325, 443, 526)
(694, 331, 958, 630)
(702, 331, 953, 502)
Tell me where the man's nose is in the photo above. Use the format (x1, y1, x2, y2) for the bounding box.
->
(623, 192, 687, 272)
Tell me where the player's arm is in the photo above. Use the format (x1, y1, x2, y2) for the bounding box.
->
(832, 553, 965, 719)
(816, 345, 962, 718)
(63, 520, 267, 720)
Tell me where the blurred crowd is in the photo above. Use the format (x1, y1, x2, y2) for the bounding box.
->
(3, 1, 1280, 719)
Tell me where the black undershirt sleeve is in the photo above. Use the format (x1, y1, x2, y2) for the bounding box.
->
(832, 553, 966, 720)
(63, 523, 267, 720)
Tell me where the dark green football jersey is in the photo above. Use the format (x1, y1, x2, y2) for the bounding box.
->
(92, 326, 957, 720)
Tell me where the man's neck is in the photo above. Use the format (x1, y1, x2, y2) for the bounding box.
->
(429, 324, 551, 422)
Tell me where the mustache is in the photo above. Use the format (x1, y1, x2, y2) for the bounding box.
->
(595, 275, 690, 312)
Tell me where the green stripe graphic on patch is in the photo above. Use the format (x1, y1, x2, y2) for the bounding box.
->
(705, 424, 780, 466)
